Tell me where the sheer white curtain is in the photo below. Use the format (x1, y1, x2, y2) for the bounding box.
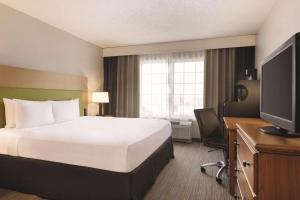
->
(139, 54, 169, 118)
(140, 51, 204, 120)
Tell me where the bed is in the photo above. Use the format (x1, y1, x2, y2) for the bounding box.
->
(0, 65, 174, 200)
(0, 116, 171, 172)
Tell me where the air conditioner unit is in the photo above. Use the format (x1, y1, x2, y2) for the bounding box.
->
(171, 121, 192, 143)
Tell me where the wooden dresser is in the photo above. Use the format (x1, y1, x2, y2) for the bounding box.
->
(223, 117, 269, 195)
(235, 123, 300, 200)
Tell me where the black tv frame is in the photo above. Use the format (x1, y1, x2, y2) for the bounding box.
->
(260, 33, 300, 134)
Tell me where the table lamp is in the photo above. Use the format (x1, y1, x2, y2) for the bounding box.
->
(92, 92, 109, 116)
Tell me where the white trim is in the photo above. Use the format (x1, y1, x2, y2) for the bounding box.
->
(103, 35, 256, 57)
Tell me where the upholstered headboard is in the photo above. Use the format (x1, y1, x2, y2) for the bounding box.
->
(0, 65, 88, 128)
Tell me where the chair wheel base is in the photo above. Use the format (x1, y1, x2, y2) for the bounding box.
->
(216, 177, 222, 184)
(200, 167, 206, 173)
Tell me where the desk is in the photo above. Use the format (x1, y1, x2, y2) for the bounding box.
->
(223, 117, 268, 195)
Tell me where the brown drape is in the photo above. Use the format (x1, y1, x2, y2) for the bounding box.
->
(234, 46, 255, 100)
(204, 49, 219, 113)
(235, 46, 255, 82)
(218, 48, 236, 118)
(204, 48, 236, 117)
(103, 55, 139, 118)
(103, 57, 118, 116)
(116, 56, 140, 117)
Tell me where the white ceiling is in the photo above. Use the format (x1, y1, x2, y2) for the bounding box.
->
(0, 0, 276, 48)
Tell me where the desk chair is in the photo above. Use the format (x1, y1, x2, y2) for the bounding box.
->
(194, 108, 228, 184)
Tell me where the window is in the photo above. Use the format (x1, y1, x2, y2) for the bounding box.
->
(172, 61, 204, 118)
(140, 52, 204, 119)
(140, 61, 169, 118)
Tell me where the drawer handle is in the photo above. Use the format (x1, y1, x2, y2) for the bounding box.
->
(234, 167, 240, 172)
(234, 167, 240, 177)
(234, 194, 246, 200)
(234, 194, 240, 199)
(242, 160, 250, 167)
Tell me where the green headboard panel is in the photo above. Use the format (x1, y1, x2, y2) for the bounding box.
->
(0, 87, 86, 128)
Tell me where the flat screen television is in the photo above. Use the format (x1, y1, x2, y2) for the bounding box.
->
(260, 33, 300, 135)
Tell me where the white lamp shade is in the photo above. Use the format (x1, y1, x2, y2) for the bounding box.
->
(92, 92, 109, 103)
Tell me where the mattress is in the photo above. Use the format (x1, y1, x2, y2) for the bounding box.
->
(0, 116, 171, 172)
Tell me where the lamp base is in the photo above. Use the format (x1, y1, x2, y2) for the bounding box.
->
(98, 103, 103, 116)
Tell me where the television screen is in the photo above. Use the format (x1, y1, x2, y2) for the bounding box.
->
(261, 45, 293, 121)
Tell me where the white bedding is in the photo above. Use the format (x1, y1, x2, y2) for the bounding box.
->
(0, 116, 171, 172)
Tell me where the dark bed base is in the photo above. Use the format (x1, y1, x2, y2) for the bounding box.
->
(0, 137, 174, 200)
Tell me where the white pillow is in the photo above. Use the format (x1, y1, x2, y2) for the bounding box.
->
(50, 99, 80, 123)
(14, 100, 55, 128)
(3, 98, 16, 128)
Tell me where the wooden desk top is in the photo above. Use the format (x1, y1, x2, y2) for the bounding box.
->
(237, 123, 300, 155)
(223, 117, 268, 131)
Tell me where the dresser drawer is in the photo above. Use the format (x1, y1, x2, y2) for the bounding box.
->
(236, 160, 256, 200)
(237, 130, 257, 191)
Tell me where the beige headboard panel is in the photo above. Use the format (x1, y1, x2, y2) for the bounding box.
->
(0, 65, 88, 127)
(0, 65, 87, 91)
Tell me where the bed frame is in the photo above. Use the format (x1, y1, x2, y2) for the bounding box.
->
(0, 137, 174, 200)
(0, 65, 174, 199)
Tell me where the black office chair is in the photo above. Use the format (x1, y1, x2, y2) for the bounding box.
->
(194, 108, 228, 184)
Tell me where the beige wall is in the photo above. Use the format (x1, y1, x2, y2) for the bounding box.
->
(0, 4, 103, 115)
(103, 35, 256, 57)
(255, 0, 300, 75)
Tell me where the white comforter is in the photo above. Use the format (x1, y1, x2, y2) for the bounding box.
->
(0, 116, 171, 172)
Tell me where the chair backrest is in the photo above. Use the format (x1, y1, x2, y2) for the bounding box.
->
(194, 108, 222, 139)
